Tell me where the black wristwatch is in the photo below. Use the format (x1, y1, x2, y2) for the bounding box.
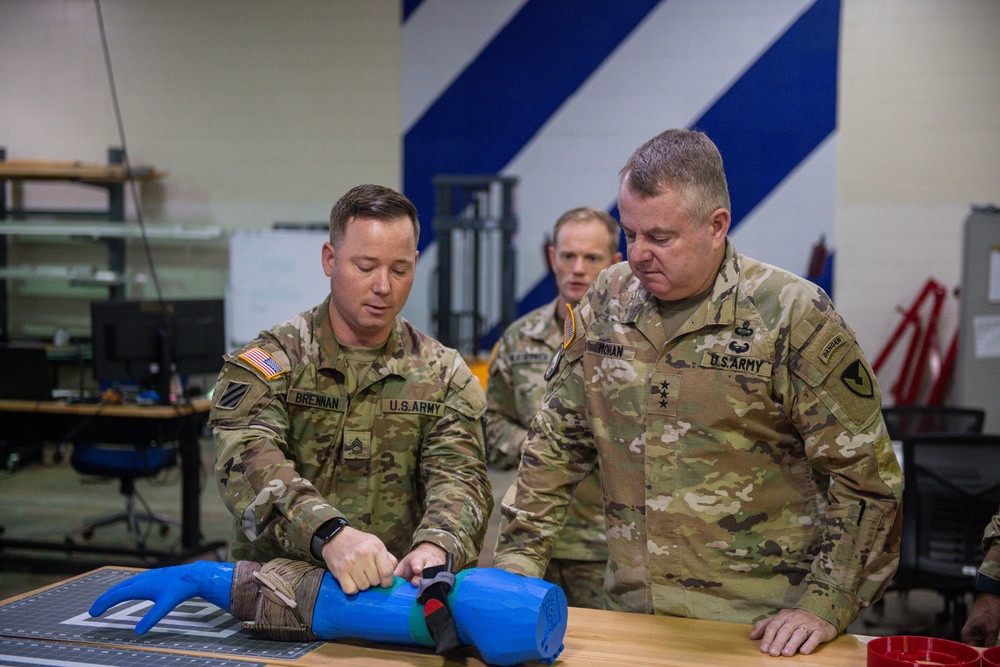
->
(974, 572, 1000, 596)
(310, 517, 350, 560)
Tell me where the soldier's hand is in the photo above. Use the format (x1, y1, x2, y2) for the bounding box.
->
(749, 608, 837, 656)
(321, 526, 398, 594)
(394, 542, 447, 586)
(961, 593, 1000, 646)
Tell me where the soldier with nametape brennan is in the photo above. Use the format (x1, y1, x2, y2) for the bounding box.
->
(211, 184, 493, 597)
(493, 129, 902, 658)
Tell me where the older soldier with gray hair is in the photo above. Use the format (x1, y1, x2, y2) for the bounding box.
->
(494, 129, 902, 657)
(211, 184, 492, 597)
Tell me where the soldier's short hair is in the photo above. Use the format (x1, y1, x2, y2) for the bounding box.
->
(619, 129, 731, 226)
(552, 206, 621, 257)
(329, 184, 419, 248)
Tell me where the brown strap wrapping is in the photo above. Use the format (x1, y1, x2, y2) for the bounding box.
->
(230, 559, 325, 642)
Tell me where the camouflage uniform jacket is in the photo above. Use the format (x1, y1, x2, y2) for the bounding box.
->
(977, 511, 1000, 581)
(486, 298, 608, 562)
(494, 241, 902, 632)
(211, 295, 493, 570)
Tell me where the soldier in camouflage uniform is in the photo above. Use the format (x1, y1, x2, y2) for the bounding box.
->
(212, 184, 492, 596)
(487, 207, 621, 609)
(493, 130, 902, 657)
(961, 509, 1000, 646)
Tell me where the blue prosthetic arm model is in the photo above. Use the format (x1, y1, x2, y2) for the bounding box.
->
(89, 561, 567, 667)
(89, 560, 235, 635)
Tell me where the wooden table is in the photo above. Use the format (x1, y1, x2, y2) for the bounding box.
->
(281, 608, 876, 666)
(0, 567, 877, 667)
(0, 398, 223, 563)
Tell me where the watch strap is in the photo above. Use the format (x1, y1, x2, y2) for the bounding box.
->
(310, 517, 349, 561)
(974, 572, 1000, 596)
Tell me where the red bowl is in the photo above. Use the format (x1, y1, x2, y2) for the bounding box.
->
(982, 645, 1000, 667)
(867, 635, 980, 667)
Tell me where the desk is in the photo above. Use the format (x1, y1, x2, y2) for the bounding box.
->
(0, 568, 877, 667)
(0, 398, 224, 563)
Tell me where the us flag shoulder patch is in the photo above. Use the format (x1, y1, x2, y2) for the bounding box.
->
(238, 346, 286, 380)
(216, 380, 251, 410)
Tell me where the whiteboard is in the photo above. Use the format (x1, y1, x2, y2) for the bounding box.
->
(225, 229, 330, 349)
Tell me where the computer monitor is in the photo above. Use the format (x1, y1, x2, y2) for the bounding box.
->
(90, 299, 226, 403)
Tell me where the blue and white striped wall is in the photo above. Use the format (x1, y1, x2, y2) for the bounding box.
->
(400, 0, 839, 345)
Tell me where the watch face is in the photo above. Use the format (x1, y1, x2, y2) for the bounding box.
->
(311, 518, 348, 560)
(319, 518, 347, 540)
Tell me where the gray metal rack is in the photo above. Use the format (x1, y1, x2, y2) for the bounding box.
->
(432, 174, 517, 355)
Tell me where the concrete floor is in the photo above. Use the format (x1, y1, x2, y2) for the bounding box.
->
(0, 440, 962, 640)
(0, 436, 515, 600)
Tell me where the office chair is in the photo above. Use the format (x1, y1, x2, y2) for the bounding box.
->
(65, 441, 179, 550)
(881, 405, 985, 440)
(898, 433, 1000, 639)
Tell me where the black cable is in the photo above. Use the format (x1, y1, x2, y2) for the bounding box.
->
(95, 1, 181, 405)
(93, 0, 164, 307)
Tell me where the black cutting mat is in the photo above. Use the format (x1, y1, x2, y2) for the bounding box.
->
(0, 637, 266, 667)
(0, 569, 322, 660)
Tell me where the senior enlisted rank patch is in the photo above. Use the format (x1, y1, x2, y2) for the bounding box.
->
(238, 347, 286, 380)
(343, 431, 371, 460)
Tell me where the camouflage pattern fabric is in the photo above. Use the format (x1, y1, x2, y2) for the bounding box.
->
(486, 298, 607, 606)
(211, 295, 493, 571)
(543, 557, 607, 610)
(978, 509, 1000, 581)
(494, 241, 902, 632)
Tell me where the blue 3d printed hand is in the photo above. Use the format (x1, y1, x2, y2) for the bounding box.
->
(89, 559, 567, 667)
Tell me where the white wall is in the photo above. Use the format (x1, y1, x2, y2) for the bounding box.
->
(837, 0, 1000, 384)
(0, 0, 399, 335)
(2, 0, 999, 409)
(0, 0, 400, 221)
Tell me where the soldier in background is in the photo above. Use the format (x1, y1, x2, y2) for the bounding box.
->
(486, 206, 621, 608)
(960, 510, 1000, 646)
(211, 184, 493, 596)
(493, 129, 902, 657)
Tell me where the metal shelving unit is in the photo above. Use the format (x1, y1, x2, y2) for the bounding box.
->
(0, 147, 220, 342)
